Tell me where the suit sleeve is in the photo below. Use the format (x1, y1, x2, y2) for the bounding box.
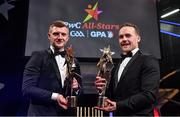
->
(116, 56, 160, 113)
(22, 51, 52, 103)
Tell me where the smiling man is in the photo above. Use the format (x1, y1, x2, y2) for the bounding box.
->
(95, 23, 160, 116)
(22, 20, 81, 116)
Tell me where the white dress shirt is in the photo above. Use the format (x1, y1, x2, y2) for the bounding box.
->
(117, 48, 139, 82)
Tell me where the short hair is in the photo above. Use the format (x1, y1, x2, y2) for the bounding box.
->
(119, 23, 140, 36)
(49, 20, 68, 32)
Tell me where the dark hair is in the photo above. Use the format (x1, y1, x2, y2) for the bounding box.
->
(49, 20, 68, 32)
(119, 23, 140, 36)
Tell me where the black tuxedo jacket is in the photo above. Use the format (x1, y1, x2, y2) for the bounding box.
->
(22, 49, 81, 116)
(107, 50, 160, 116)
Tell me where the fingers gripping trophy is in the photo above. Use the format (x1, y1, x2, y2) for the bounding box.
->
(97, 45, 114, 107)
(65, 45, 81, 107)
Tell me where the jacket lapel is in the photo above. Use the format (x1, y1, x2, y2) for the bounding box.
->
(47, 49, 62, 87)
(116, 50, 141, 87)
(114, 60, 122, 89)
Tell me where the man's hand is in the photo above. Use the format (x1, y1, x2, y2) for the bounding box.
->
(95, 98, 116, 112)
(95, 76, 107, 93)
(56, 94, 68, 109)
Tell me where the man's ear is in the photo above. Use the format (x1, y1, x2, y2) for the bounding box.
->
(137, 36, 141, 42)
(48, 33, 50, 40)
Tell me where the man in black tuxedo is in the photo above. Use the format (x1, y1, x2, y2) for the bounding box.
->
(95, 23, 160, 116)
(22, 20, 81, 116)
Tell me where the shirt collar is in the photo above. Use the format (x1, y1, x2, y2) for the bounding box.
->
(131, 48, 139, 56)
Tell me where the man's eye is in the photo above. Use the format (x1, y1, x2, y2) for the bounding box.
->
(125, 34, 131, 38)
(119, 35, 124, 39)
(52, 32, 59, 36)
(61, 33, 67, 36)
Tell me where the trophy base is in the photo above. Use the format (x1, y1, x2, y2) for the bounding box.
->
(97, 96, 107, 107)
(67, 96, 77, 108)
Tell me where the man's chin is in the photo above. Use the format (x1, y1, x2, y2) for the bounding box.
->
(54, 45, 64, 49)
(122, 48, 130, 51)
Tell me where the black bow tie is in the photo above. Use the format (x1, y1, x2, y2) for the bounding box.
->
(120, 52, 133, 60)
(54, 50, 66, 57)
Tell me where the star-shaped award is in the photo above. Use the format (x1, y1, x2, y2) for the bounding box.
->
(99, 45, 115, 64)
(97, 45, 115, 101)
(0, 0, 15, 20)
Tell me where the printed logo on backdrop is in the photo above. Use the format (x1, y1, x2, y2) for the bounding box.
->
(64, 1, 119, 39)
(83, 1, 103, 23)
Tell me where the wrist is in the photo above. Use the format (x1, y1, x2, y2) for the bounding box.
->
(51, 93, 59, 100)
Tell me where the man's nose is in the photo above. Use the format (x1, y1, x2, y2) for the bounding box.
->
(57, 33, 63, 38)
(122, 36, 128, 41)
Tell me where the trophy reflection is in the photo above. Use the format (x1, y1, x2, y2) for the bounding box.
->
(97, 45, 114, 107)
(65, 45, 81, 107)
